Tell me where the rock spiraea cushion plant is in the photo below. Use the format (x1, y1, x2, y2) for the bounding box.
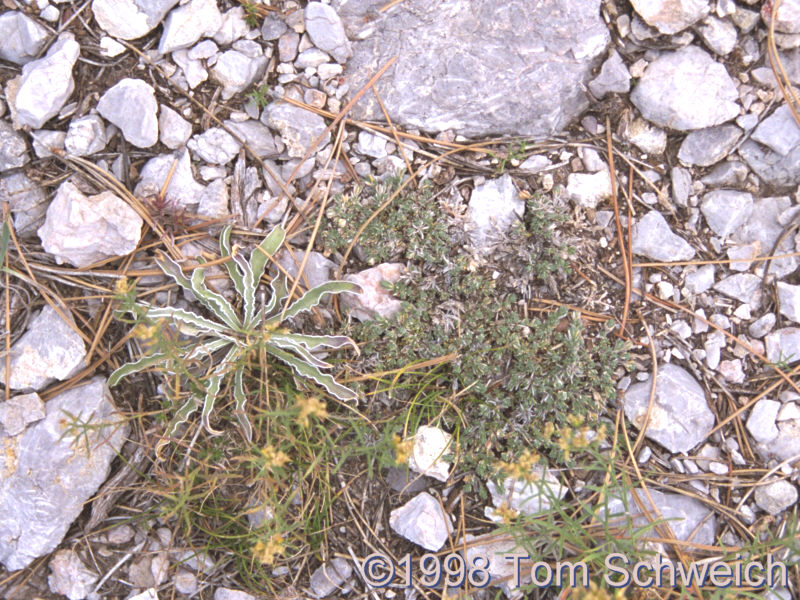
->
(110, 225, 359, 453)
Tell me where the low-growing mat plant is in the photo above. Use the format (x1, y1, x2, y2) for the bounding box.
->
(110, 224, 360, 455)
(321, 176, 629, 478)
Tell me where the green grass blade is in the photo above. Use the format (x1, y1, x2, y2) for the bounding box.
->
(232, 366, 252, 442)
(219, 225, 246, 298)
(109, 352, 167, 386)
(190, 267, 242, 331)
(266, 281, 361, 325)
(0, 217, 10, 268)
(267, 346, 358, 401)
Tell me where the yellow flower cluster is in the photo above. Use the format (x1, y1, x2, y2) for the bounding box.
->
(253, 533, 285, 565)
(260, 444, 290, 471)
(495, 449, 541, 483)
(392, 434, 413, 465)
(295, 396, 328, 428)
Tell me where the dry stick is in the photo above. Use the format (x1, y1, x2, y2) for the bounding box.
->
(254, 56, 399, 231)
(768, 0, 800, 125)
(3, 203, 10, 402)
(633, 250, 800, 268)
(631, 315, 658, 457)
(372, 86, 417, 186)
(606, 117, 631, 337)
(84, 253, 136, 364)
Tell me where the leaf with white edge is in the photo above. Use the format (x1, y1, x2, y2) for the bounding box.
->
(146, 306, 237, 342)
(266, 281, 361, 325)
(219, 225, 246, 298)
(232, 367, 252, 442)
(233, 252, 258, 327)
(190, 267, 242, 331)
(267, 346, 358, 401)
(155, 253, 193, 293)
(250, 226, 285, 287)
(185, 338, 232, 362)
(200, 372, 224, 436)
(260, 274, 288, 323)
(109, 352, 168, 386)
(268, 336, 331, 369)
(156, 396, 199, 460)
(275, 332, 358, 353)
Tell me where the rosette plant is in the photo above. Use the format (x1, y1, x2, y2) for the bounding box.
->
(110, 225, 359, 450)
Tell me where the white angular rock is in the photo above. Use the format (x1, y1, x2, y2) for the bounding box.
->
(713, 273, 762, 306)
(623, 363, 714, 453)
(92, 0, 179, 40)
(777, 282, 800, 324)
(751, 105, 800, 157)
(700, 190, 753, 238)
(99, 36, 126, 57)
(696, 15, 738, 55)
(214, 589, 255, 600)
(486, 467, 566, 520)
(467, 174, 524, 250)
(276, 249, 334, 290)
(14, 33, 80, 129)
(97, 78, 159, 148)
(677, 124, 741, 167)
(31, 129, 66, 158)
(0, 377, 128, 571)
(631, 211, 695, 262)
(754, 480, 798, 516)
(197, 178, 229, 218)
(357, 130, 388, 159)
(389, 492, 453, 551)
(187, 127, 241, 164)
(766, 327, 800, 364)
(38, 181, 144, 268)
(130, 590, 158, 600)
(2, 172, 47, 237)
(0, 11, 50, 65)
(309, 558, 352, 599)
(734, 197, 798, 279)
(750, 313, 777, 339)
(134, 149, 205, 210)
(684, 264, 715, 295)
(213, 7, 250, 46)
(211, 50, 268, 100)
(224, 119, 281, 158)
(172, 49, 208, 89)
(624, 117, 668, 156)
(765, 0, 800, 34)
(630, 45, 739, 131)
(408, 425, 452, 483)
(263, 101, 330, 158)
(588, 50, 631, 98)
(747, 399, 780, 444)
(0, 121, 30, 172)
(0, 304, 86, 392)
(342, 263, 403, 321)
(630, 0, 710, 34)
(159, 0, 222, 54)
(566, 168, 612, 209)
(0, 393, 45, 436)
(48, 549, 99, 600)
(305, 2, 352, 64)
(64, 114, 107, 156)
(158, 104, 192, 149)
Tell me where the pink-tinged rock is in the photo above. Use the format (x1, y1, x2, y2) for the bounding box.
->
(341, 263, 404, 321)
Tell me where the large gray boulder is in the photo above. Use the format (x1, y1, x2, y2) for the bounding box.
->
(0, 377, 128, 571)
(334, 0, 609, 137)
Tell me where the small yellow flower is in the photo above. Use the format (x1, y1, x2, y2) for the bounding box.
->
(392, 434, 413, 465)
(253, 534, 285, 565)
(495, 449, 541, 482)
(295, 396, 328, 428)
(132, 322, 160, 343)
(494, 502, 519, 524)
(114, 277, 132, 295)
(260, 444, 290, 471)
(543, 422, 555, 439)
(567, 413, 585, 427)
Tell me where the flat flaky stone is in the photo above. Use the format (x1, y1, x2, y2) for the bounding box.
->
(334, 0, 609, 137)
(92, 0, 180, 40)
(0, 305, 86, 392)
(0, 377, 128, 571)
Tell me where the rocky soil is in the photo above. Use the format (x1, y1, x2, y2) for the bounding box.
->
(1, 0, 800, 599)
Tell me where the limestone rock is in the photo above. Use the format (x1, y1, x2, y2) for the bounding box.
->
(47, 549, 99, 600)
(700, 190, 753, 238)
(754, 480, 798, 515)
(631, 211, 695, 262)
(764, 0, 800, 34)
(158, 105, 193, 149)
(566, 168, 613, 209)
(97, 78, 159, 148)
(0, 121, 30, 173)
(92, 0, 180, 40)
(14, 33, 80, 129)
(335, 0, 610, 138)
(0, 377, 128, 571)
(1, 172, 47, 237)
(623, 363, 714, 453)
(630, 45, 739, 131)
(64, 114, 107, 157)
(341, 263, 403, 321)
(389, 492, 453, 551)
(187, 127, 241, 164)
(630, 0, 710, 34)
(0, 11, 50, 65)
(588, 50, 631, 98)
(134, 149, 206, 210)
(38, 181, 144, 268)
(159, 0, 222, 54)
(309, 558, 352, 599)
(0, 393, 45, 437)
(211, 50, 268, 100)
(677, 125, 741, 167)
(224, 119, 281, 158)
(263, 101, 330, 158)
(408, 425, 452, 483)
(486, 467, 566, 520)
(305, 2, 352, 64)
(466, 174, 524, 249)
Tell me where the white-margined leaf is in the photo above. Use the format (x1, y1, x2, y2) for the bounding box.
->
(268, 336, 331, 369)
(266, 281, 361, 325)
(190, 267, 242, 331)
(232, 367, 252, 442)
(267, 346, 357, 401)
(109, 352, 167, 386)
(219, 225, 246, 298)
(156, 396, 199, 460)
(146, 306, 238, 343)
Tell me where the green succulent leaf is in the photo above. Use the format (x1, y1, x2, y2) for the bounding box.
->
(109, 352, 168, 386)
(266, 280, 361, 326)
(267, 346, 358, 401)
